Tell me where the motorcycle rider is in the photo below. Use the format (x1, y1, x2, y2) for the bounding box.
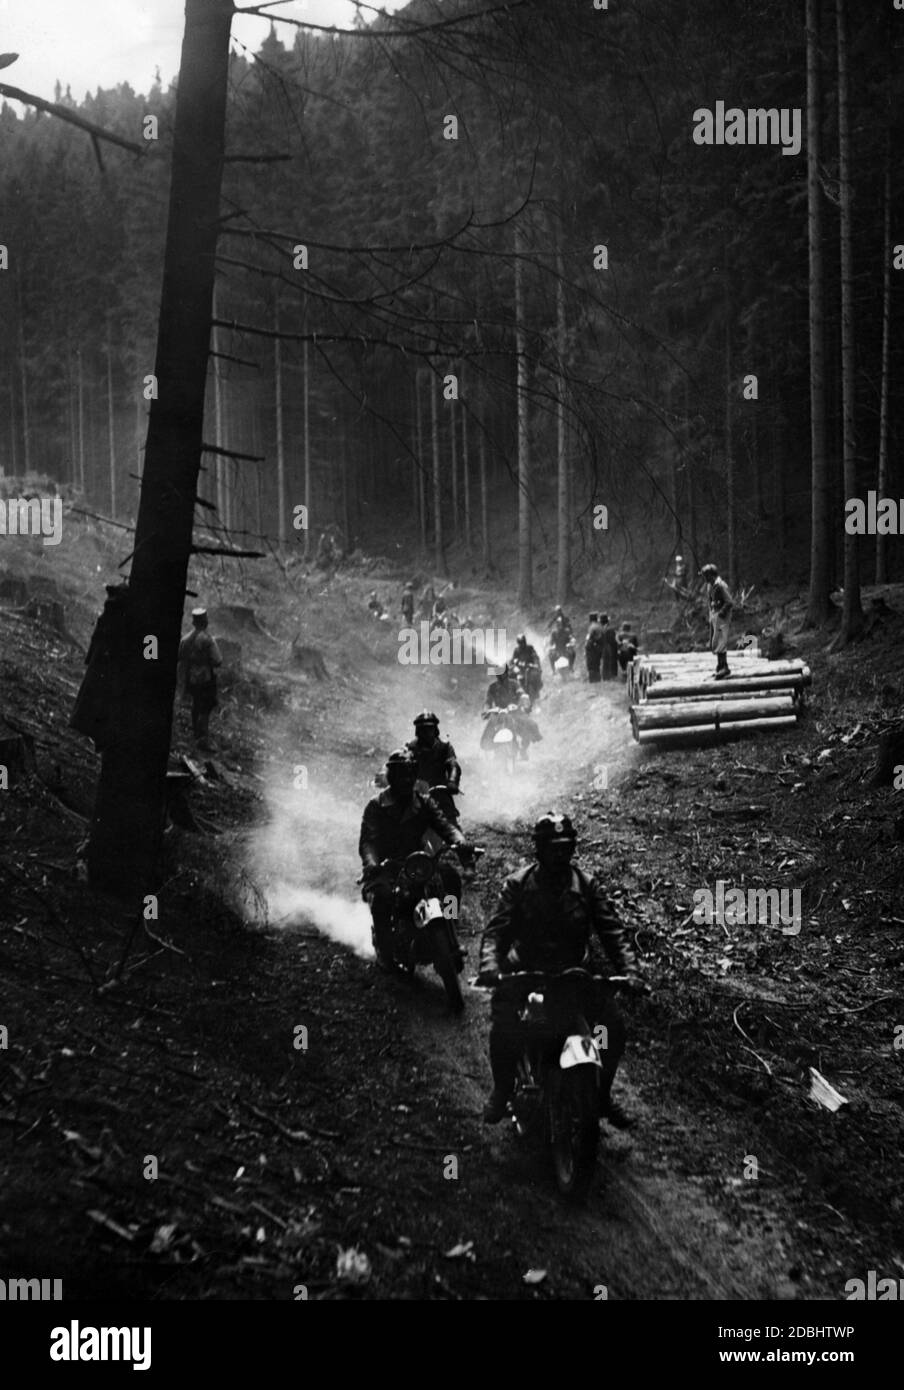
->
(359, 749, 473, 968)
(511, 633, 543, 701)
(406, 710, 462, 794)
(547, 614, 576, 673)
(475, 813, 640, 1126)
(480, 663, 520, 747)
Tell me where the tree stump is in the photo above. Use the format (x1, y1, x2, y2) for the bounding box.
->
(23, 596, 69, 637)
(871, 726, 904, 788)
(0, 720, 37, 780)
(289, 635, 328, 680)
(209, 604, 267, 635)
(0, 572, 28, 606)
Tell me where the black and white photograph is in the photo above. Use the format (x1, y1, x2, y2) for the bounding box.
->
(0, 0, 902, 1355)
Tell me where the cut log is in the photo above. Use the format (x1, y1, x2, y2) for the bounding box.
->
(645, 670, 810, 701)
(632, 694, 796, 732)
(633, 714, 798, 744)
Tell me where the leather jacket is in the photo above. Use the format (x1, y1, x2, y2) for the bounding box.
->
(405, 735, 461, 791)
(359, 787, 464, 872)
(479, 862, 636, 977)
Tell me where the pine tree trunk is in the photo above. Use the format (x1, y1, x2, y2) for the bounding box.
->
(17, 281, 30, 475)
(415, 370, 426, 550)
(805, 0, 833, 625)
(450, 394, 459, 544)
(431, 369, 444, 573)
(461, 369, 472, 554)
(86, 0, 233, 893)
(836, 0, 863, 641)
(555, 244, 570, 604)
(76, 347, 85, 492)
(106, 314, 116, 519)
(724, 270, 737, 591)
(212, 280, 227, 530)
(274, 289, 286, 547)
(875, 145, 891, 585)
(479, 419, 489, 569)
(303, 333, 311, 561)
(8, 377, 17, 474)
(514, 224, 531, 604)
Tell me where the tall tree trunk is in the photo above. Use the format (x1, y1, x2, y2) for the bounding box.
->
(303, 333, 311, 560)
(8, 377, 17, 475)
(212, 279, 227, 530)
(86, 0, 233, 893)
(274, 289, 286, 547)
(555, 243, 570, 604)
(414, 370, 426, 551)
(461, 369, 471, 554)
(341, 422, 351, 547)
(835, 0, 863, 641)
(724, 266, 737, 591)
(450, 395, 459, 544)
(106, 314, 117, 519)
(16, 282, 30, 475)
(805, 0, 832, 624)
(683, 361, 697, 567)
(431, 369, 444, 573)
(875, 145, 892, 585)
(479, 418, 489, 569)
(514, 224, 531, 604)
(76, 347, 85, 492)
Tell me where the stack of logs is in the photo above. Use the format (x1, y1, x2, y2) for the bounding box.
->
(628, 648, 812, 745)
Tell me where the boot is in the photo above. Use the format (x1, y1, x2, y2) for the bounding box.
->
(599, 1090, 636, 1130)
(714, 651, 731, 681)
(482, 1086, 512, 1124)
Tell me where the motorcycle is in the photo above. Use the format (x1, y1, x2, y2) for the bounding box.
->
(415, 780, 461, 827)
(375, 842, 483, 1012)
(511, 655, 543, 703)
(481, 704, 520, 774)
(547, 637, 576, 679)
(482, 968, 634, 1201)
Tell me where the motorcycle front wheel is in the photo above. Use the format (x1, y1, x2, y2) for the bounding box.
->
(429, 925, 464, 1013)
(550, 1067, 599, 1203)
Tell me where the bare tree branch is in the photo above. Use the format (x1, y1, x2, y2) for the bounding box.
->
(0, 82, 146, 156)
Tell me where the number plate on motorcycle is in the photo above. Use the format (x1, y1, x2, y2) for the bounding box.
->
(559, 1035, 602, 1069)
(413, 897, 444, 929)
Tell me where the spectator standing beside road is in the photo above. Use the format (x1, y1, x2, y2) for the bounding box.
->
(178, 607, 223, 749)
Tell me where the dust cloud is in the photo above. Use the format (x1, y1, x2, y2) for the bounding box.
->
(245, 628, 631, 954)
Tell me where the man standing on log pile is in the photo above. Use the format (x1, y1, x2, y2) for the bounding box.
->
(178, 607, 223, 750)
(700, 563, 734, 680)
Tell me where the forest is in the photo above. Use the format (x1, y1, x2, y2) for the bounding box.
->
(2, 0, 904, 1330)
(2, 0, 901, 617)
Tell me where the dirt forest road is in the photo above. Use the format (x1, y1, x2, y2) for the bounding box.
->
(250, 661, 837, 1301)
(5, 570, 900, 1305)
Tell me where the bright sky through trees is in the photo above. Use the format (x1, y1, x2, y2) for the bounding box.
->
(2, 0, 408, 102)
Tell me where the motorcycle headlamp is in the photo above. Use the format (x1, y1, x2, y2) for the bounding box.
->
(403, 851, 434, 885)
